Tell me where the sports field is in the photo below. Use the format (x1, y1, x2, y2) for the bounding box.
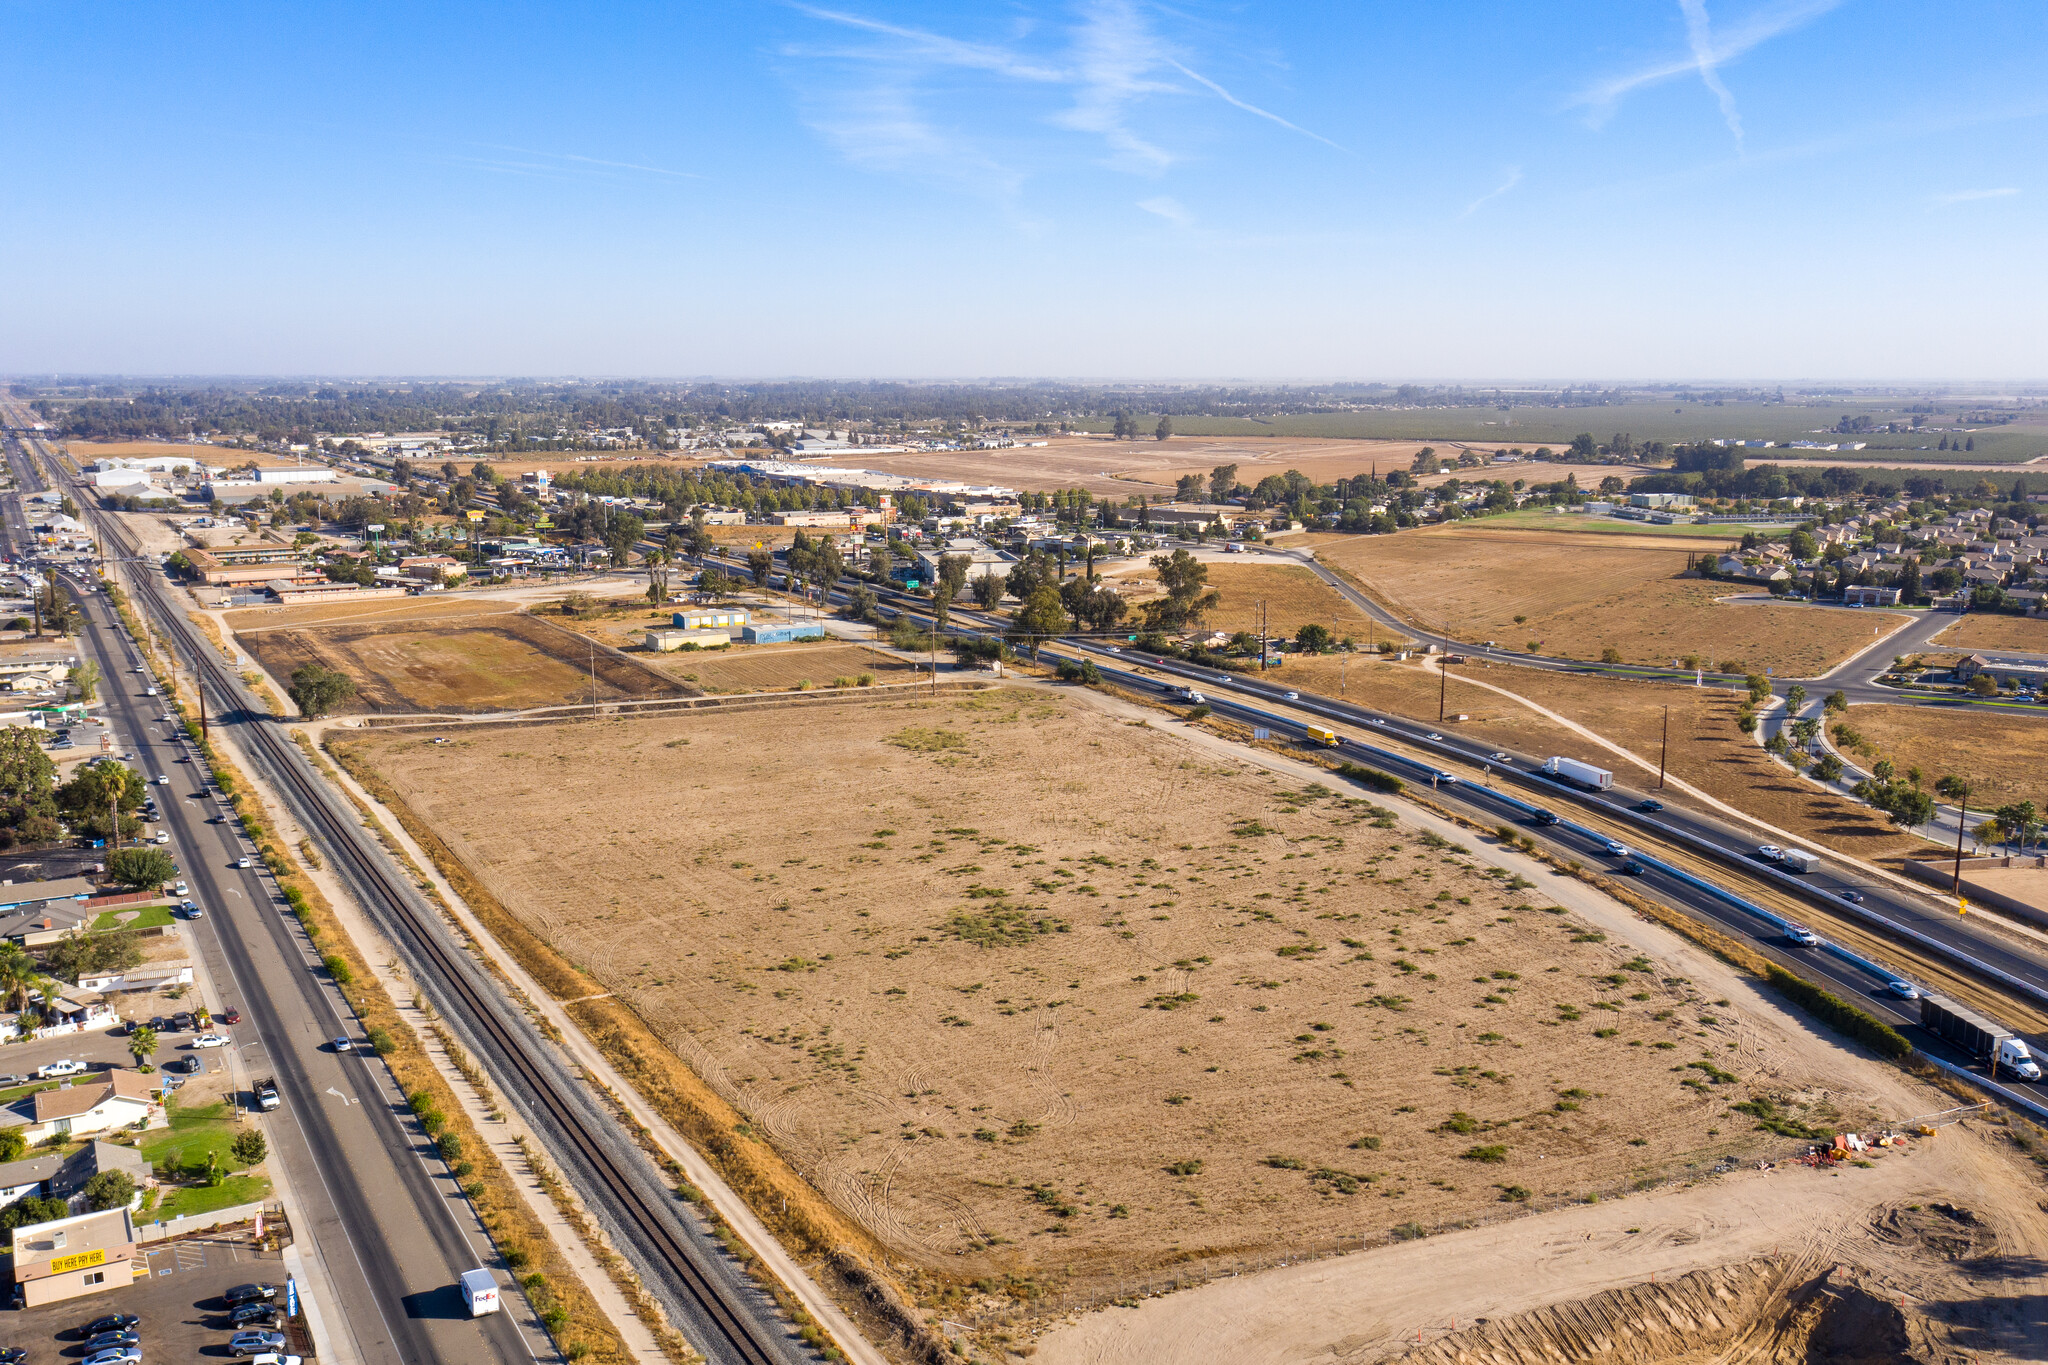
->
(338, 688, 1821, 1301)
(1310, 527, 1899, 676)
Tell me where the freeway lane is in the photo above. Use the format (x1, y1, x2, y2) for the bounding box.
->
(0, 432, 543, 1365)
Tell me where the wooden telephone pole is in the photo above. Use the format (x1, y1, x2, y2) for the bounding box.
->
(1657, 707, 1669, 789)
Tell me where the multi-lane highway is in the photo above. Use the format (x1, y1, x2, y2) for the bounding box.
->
(4, 419, 818, 1365)
(0, 428, 550, 1365)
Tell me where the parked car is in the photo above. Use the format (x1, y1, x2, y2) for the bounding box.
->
(82, 1330, 139, 1353)
(173, 881, 188, 896)
(230, 1302, 282, 1328)
(148, 1016, 169, 1032)
(171, 1012, 195, 1031)
(247, 1354, 304, 1365)
(190, 1033, 229, 1050)
(168, 1056, 201, 1075)
(225, 1284, 279, 1307)
(36, 1059, 83, 1080)
(83, 1348, 141, 1365)
(0, 1348, 22, 1365)
(0, 1075, 22, 1089)
(79, 1315, 140, 1338)
(230, 1331, 288, 1357)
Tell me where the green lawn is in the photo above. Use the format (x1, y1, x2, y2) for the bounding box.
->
(141, 1101, 256, 1179)
(153, 1174, 270, 1221)
(90, 904, 174, 932)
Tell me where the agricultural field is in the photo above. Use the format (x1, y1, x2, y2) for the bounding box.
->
(1101, 561, 1393, 641)
(1309, 527, 1900, 676)
(1846, 705, 2047, 811)
(238, 611, 680, 713)
(661, 642, 918, 693)
(1931, 613, 2048, 655)
(340, 690, 1855, 1302)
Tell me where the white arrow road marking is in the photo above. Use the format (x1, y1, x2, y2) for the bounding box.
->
(325, 1086, 355, 1105)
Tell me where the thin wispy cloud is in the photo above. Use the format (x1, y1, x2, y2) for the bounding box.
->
(1573, 0, 1841, 135)
(1460, 168, 1523, 218)
(1678, 0, 1744, 147)
(1138, 195, 1193, 227)
(787, 1, 1340, 186)
(1931, 186, 2019, 204)
(453, 144, 701, 183)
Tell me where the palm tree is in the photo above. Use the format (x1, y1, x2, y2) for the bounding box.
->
(0, 944, 40, 1015)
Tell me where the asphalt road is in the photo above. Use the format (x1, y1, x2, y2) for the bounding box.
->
(0, 432, 544, 1365)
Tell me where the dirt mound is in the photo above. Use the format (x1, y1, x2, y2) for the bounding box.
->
(1869, 1204, 1987, 1261)
(1394, 1260, 1935, 1365)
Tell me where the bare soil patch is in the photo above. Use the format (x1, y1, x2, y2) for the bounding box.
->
(1932, 614, 2048, 655)
(1308, 528, 1896, 676)
(240, 612, 681, 713)
(1847, 704, 2048, 809)
(226, 595, 520, 632)
(663, 642, 918, 693)
(64, 439, 308, 469)
(1100, 562, 1389, 642)
(340, 690, 1857, 1303)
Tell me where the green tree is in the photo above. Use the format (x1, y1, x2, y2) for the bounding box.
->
(1884, 787, 1935, 829)
(1008, 585, 1070, 658)
(288, 664, 356, 719)
(0, 727, 58, 846)
(1785, 684, 1806, 713)
(127, 1024, 158, 1069)
(1295, 624, 1334, 654)
(1823, 690, 1848, 714)
(231, 1128, 268, 1165)
(1155, 415, 1173, 441)
(1813, 754, 1844, 782)
(970, 572, 1004, 611)
(1208, 464, 1238, 502)
(56, 761, 146, 841)
(1410, 448, 1441, 476)
(1934, 776, 1972, 802)
(0, 1129, 25, 1164)
(746, 547, 773, 587)
(1142, 549, 1222, 631)
(67, 660, 100, 703)
(0, 944, 41, 1014)
(106, 846, 177, 889)
(82, 1169, 135, 1211)
(0, 1195, 69, 1232)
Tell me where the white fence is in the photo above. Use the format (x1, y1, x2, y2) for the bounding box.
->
(135, 1199, 278, 1244)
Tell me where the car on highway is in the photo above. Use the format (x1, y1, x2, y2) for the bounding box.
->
(35, 1059, 83, 1080)
(1620, 860, 1646, 875)
(225, 1283, 279, 1307)
(1786, 925, 1821, 946)
(1425, 732, 1443, 741)
(1838, 889, 1865, 904)
(1282, 691, 1298, 700)
(82, 1348, 140, 1365)
(1367, 717, 1384, 726)
(1886, 980, 1921, 1000)
(1600, 839, 1630, 857)
(190, 1033, 228, 1049)
(144, 686, 156, 696)
(155, 774, 168, 785)
(236, 856, 252, 869)
(173, 881, 188, 895)
(1488, 752, 1512, 763)
(1635, 799, 1664, 812)
(1757, 845, 1784, 862)
(230, 1331, 289, 1357)
(80, 1315, 140, 1338)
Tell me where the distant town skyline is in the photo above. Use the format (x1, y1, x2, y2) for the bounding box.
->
(4, 1, 2041, 378)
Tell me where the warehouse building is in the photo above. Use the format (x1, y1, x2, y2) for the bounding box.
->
(673, 608, 750, 631)
(742, 622, 827, 644)
(645, 628, 730, 651)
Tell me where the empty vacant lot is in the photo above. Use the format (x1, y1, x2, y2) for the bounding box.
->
(1309, 527, 1895, 676)
(1932, 614, 2048, 655)
(240, 612, 680, 713)
(1847, 704, 2047, 810)
(341, 690, 1855, 1300)
(1104, 561, 1390, 640)
(662, 642, 919, 693)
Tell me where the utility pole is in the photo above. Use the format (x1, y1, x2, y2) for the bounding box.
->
(1952, 788, 1970, 899)
(1257, 599, 1267, 672)
(1657, 707, 1669, 790)
(1340, 649, 1347, 697)
(198, 680, 208, 743)
(1438, 654, 1448, 722)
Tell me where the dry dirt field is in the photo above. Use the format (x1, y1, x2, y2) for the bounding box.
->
(1931, 613, 2048, 654)
(1847, 704, 2047, 809)
(64, 439, 311, 469)
(661, 642, 918, 693)
(1308, 527, 1899, 676)
(341, 690, 1867, 1303)
(239, 611, 681, 713)
(1101, 561, 1393, 641)
(226, 595, 521, 632)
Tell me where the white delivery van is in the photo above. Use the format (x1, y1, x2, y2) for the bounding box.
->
(460, 1268, 501, 1317)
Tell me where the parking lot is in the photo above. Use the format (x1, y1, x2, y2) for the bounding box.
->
(0, 1234, 300, 1362)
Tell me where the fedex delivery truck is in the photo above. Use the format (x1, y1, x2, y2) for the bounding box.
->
(460, 1268, 502, 1317)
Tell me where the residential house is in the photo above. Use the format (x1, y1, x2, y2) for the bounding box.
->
(14, 1070, 160, 1144)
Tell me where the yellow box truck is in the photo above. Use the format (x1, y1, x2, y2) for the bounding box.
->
(1304, 725, 1340, 746)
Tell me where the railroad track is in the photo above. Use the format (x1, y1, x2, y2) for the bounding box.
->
(48, 447, 802, 1365)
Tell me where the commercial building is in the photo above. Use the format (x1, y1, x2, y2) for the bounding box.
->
(264, 581, 409, 605)
(742, 622, 827, 644)
(1956, 652, 2048, 689)
(673, 608, 750, 631)
(180, 548, 310, 587)
(1842, 585, 1902, 606)
(645, 628, 730, 651)
(398, 555, 467, 583)
(11, 1206, 139, 1307)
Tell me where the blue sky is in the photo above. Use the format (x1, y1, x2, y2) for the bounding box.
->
(3, 1, 2042, 379)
